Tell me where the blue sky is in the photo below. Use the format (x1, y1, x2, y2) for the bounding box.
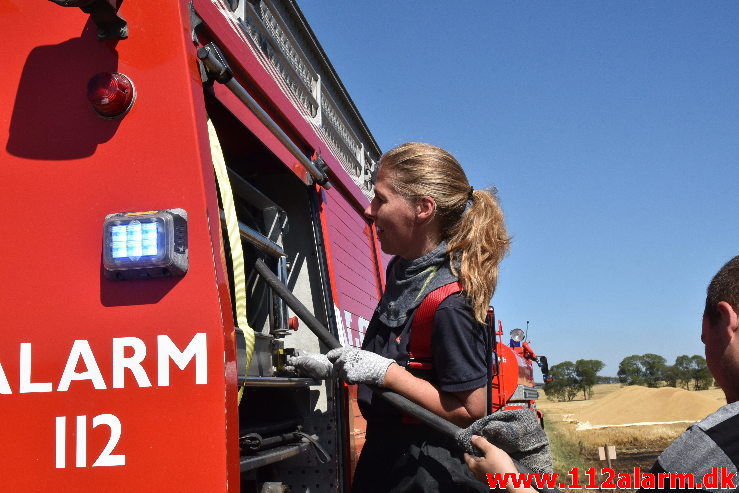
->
(299, 1, 739, 376)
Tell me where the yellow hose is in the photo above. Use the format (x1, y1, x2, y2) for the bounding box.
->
(208, 119, 255, 404)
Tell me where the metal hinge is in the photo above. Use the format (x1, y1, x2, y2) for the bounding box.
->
(49, 0, 128, 40)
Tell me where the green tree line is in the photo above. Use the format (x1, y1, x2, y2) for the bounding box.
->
(543, 354, 714, 402)
(543, 359, 605, 401)
(617, 353, 713, 390)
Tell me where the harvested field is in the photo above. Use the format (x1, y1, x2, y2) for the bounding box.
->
(576, 386, 723, 428)
(538, 384, 726, 491)
(539, 384, 725, 428)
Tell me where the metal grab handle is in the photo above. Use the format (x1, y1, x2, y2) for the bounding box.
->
(252, 259, 559, 493)
(254, 259, 338, 349)
(197, 43, 331, 189)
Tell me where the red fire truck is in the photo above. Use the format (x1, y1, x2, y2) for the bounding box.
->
(1, 1, 549, 491)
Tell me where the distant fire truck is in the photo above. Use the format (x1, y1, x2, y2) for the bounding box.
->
(0, 1, 549, 491)
(495, 320, 552, 419)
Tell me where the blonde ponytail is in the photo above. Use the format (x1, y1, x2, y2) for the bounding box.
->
(379, 142, 510, 323)
(447, 188, 510, 322)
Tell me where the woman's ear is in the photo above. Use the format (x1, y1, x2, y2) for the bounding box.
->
(415, 195, 436, 224)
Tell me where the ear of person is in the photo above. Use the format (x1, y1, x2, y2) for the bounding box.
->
(718, 301, 739, 333)
(415, 195, 436, 223)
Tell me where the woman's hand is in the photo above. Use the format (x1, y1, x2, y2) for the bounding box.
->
(326, 347, 395, 386)
(327, 347, 486, 426)
(464, 435, 534, 493)
(286, 352, 333, 379)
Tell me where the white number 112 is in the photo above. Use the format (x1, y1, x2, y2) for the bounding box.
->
(55, 414, 126, 468)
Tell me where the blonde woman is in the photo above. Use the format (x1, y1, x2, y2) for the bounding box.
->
(327, 142, 510, 492)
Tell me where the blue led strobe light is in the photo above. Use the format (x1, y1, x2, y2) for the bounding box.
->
(111, 221, 159, 259)
(103, 208, 188, 281)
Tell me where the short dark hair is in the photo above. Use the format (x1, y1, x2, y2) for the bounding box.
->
(705, 256, 739, 326)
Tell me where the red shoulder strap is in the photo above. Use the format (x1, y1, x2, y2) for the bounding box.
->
(408, 282, 463, 368)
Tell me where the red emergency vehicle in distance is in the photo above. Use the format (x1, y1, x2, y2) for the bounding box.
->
(1, 0, 550, 491)
(491, 316, 552, 420)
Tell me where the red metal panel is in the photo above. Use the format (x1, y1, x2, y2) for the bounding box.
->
(0, 1, 238, 491)
(315, 184, 383, 484)
(330, 242, 383, 305)
(211, 82, 310, 184)
(319, 187, 381, 348)
(192, 0, 371, 212)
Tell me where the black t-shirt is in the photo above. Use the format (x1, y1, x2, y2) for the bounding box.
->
(358, 292, 489, 423)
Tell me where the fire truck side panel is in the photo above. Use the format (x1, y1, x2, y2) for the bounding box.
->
(221, 159, 344, 491)
(210, 81, 309, 184)
(314, 186, 385, 477)
(320, 188, 382, 349)
(192, 0, 374, 202)
(3, 0, 395, 490)
(169, 0, 386, 488)
(1, 2, 239, 491)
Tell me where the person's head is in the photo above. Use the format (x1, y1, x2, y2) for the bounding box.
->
(702, 255, 739, 402)
(364, 142, 510, 322)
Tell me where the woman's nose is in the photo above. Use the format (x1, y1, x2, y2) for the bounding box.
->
(364, 202, 374, 220)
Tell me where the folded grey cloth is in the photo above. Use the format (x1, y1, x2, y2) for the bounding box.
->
(456, 409, 553, 475)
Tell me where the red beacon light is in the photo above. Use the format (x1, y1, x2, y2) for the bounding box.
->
(87, 72, 136, 118)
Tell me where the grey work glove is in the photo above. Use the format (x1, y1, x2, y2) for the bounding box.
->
(326, 347, 394, 386)
(286, 351, 333, 379)
(456, 409, 553, 475)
